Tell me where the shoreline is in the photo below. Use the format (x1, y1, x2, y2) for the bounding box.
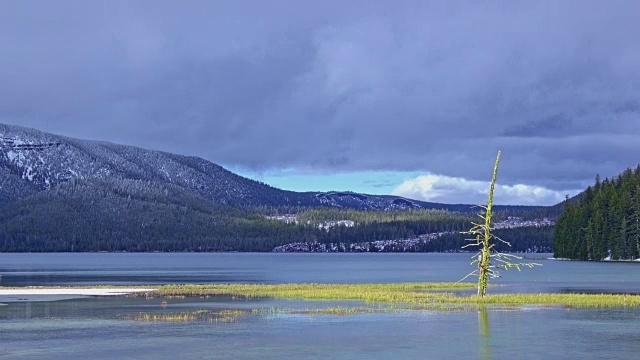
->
(0, 288, 156, 296)
(2, 283, 640, 307)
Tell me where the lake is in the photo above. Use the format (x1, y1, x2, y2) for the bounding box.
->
(1, 253, 640, 359)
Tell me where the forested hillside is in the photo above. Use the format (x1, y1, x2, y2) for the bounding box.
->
(0, 177, 311, 251)
(0, 123, 554, 252)
(554, 166, 640, 260)
(0, 179, 554, 252)
(270, 208, 554, 253)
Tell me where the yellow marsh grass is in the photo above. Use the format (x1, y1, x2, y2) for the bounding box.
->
(5, 283, 637, 308)
(123, 309, 251, 322)
(122, 307, 380, 322)
(289, 307, 378, 315)
(142, 283, 640, 308)
(147, 283, 472, 302)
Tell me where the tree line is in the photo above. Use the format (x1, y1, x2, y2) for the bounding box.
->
(0, 177, 553, 252)
(554, 166, 640, 260)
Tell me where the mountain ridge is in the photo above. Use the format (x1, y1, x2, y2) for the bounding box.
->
(0, 123, 546, 212)
(0, 123, 553, 252)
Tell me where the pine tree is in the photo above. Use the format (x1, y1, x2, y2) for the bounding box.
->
(618, 216, 629, 260)
(554, 165, 640, 261)
(631, 185, 640, 259)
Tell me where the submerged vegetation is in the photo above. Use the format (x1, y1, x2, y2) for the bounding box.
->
(121, 306, 398, 323)
(122, 309, 252, 322)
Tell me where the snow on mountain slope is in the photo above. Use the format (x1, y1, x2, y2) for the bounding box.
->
(0, 124, 285, 206)
(1, 123, 447, 209)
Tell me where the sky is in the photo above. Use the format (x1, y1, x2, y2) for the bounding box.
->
(1, 0, 639, 205)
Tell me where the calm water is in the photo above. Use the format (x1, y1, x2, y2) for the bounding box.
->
(1, 253, 640, 359)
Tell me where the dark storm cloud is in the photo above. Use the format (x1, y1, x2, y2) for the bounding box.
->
(1, 0, 639, 192)
(502, 114, 574, 138)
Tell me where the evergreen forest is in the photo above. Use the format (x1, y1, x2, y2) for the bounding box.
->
(554, 166, 640, 260)
(0, 178, 553, 252)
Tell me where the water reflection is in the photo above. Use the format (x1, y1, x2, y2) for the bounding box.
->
(478, 307, 491, 360)
(3, 297, 640, 359)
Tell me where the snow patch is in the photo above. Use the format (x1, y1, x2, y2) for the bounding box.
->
(0, 288, 156, 296)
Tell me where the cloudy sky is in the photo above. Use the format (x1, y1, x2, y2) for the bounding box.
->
(2, 0, 639, 205)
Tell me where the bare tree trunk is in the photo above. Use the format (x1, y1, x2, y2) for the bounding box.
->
(477, 151, 500, 297)
(460, 151, 539, 297)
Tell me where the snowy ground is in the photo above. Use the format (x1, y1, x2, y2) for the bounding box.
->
(0, 288, 155, 303)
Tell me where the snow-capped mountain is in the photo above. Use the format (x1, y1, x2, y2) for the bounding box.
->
(0, 123, 456, 210)
(0, 123, 552, 252)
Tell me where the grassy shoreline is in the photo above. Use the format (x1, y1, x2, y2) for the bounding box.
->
(3, 283, 640, 308)
(143, 283, 640, 308)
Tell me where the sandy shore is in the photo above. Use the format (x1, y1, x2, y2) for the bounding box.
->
(0, 288, 155, 296)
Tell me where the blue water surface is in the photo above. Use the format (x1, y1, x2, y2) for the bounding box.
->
(1, 253, 639, 359)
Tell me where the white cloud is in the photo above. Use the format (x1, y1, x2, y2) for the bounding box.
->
(391, 174, 576, 206)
